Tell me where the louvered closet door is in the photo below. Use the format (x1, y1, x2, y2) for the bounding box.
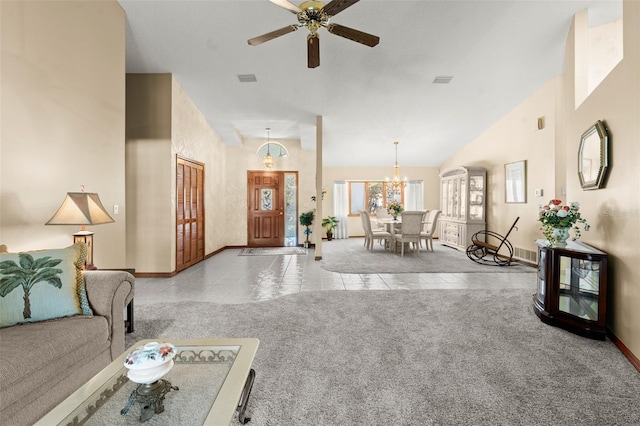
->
(176, 156, 204, 272)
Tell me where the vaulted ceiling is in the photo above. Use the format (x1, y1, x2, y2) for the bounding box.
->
(118, 0, 621, 167)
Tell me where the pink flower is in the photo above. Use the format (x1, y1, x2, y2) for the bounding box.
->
(562, 206, 570, 211)
(159, 345, 173, 358)
(550, 199, 562, 205)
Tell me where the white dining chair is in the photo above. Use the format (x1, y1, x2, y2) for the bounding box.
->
(360, 210, 392, 251)
(374, 208, 391, 230)
(391, 211, 424, 256)
(420, 210, 441, 251)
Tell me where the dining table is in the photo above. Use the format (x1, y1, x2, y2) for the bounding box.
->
(376, 216, 428, 253)
(375, 217, 403, 233)
(375, 218, 403, 251)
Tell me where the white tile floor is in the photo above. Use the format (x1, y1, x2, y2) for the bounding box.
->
(134, 245, 537, 306)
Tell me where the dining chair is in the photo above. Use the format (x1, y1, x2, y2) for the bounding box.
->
(391, 211, 424, 256)
(374, 208, 391, 230)
(360, 210, 393, 251)
(358, 210, 369, 248)
(420, 210, 441, 252)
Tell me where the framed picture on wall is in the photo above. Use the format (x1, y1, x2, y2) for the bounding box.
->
(505, 160, 527, 203)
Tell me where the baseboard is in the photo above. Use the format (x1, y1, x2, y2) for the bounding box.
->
(206, 246, 230, 259)
(607, 329, 640, 373)
(135, 271, 176, 278)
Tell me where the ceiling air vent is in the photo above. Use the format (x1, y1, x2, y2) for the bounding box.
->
(433, 76, 453, 84)
(237, 74, 257, 83)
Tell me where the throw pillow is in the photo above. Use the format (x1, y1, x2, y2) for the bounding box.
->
(0, 243, 93, 328)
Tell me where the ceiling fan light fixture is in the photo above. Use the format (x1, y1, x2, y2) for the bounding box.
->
(248, 0, 379, 68)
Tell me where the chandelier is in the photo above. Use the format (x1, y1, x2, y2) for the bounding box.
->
(263, 127, 274, 168)
(386, 141, 407, 193)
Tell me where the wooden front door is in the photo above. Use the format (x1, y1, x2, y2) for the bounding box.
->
(248, 171, 285, 247)
(176, 156, 205, 272)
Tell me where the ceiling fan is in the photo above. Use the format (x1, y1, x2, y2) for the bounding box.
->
(248, 0, 380, 68)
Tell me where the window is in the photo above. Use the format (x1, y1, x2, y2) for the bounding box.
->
(348, 181, 404, 216)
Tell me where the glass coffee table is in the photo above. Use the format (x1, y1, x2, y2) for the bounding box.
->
(36, 338, 259, 426)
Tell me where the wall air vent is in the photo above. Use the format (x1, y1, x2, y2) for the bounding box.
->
(433, 76, 453, 84)
(237, 74, 257, 83)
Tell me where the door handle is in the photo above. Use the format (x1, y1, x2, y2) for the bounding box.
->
(279, 212, 284, 215)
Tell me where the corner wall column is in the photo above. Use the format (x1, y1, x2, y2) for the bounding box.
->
(315, 115, 323, 260)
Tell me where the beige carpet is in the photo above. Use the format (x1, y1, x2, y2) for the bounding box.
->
(127, 290, 640, 426)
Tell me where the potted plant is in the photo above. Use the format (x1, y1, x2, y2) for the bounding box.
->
(299, 211, 315, 248)
(321, 216, 339, 241)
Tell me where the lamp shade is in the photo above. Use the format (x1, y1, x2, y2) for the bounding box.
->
(46, 192, 114, 226)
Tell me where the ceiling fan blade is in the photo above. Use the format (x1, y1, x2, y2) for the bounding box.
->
(307, 35, 320, 68)
(269, 0, 302, 14)
(322, 0, 359, 17)
(326, 23, 379, 47)
(248, 25, 299, 46)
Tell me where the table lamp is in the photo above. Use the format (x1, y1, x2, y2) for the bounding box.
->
(45, 191, 115, 269)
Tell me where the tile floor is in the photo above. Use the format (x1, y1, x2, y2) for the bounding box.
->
(134, 244, 537, 306)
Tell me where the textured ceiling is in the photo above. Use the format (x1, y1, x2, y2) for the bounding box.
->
(118, 0, 621, 167)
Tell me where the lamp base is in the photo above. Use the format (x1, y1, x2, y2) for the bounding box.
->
(74, 231, 96, 269)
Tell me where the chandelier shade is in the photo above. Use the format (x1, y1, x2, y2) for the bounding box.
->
(263, 127, 274, 168)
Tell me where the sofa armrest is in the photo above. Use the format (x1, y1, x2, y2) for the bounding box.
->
(83, 271, 135, 360)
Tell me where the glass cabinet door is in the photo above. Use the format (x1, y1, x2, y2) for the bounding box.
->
(468, 175, 484, 221)
(459, 177, 467, 219)
(536, 248, 546, 305)
(557, 255, 600, 321)
(451, 178, 459, 219)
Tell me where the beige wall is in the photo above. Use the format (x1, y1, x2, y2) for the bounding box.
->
(125, 74, 172, 273)
(441, 1, 640, 360)
(322, 167, 441, 237)
(564, 2, 640, 358)
(0, 0, 126, 268)
(225, 138, 316, 244)
(126, 74, 229, 273)
(440, 77, 563, 253)
(171, 77, 227, 257)
(126, 77, 317, 267)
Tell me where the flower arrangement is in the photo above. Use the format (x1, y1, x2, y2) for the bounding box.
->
(538, 199, 590, 243)
(387, 201, 404, 218)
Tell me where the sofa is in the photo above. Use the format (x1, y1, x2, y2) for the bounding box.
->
(0, 270, 135, 425)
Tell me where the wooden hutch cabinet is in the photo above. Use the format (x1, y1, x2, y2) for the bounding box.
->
(438, 166, 486, 251)
(533, 240, 608, 340)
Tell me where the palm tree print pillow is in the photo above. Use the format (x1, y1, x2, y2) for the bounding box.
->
(0, 243, 93, 328)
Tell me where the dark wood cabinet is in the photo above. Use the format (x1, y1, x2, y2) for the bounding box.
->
(533, 240, 608, 340)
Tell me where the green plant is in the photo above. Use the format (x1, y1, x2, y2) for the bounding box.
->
(299, 211, 315, 243)
(322, 216, 339, 241)
(321, 216, 339, 233)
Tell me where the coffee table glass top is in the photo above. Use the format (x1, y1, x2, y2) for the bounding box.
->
(36, 338, 259, 426)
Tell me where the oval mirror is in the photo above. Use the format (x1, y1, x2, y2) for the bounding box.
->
(578, 120, 609, 190)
